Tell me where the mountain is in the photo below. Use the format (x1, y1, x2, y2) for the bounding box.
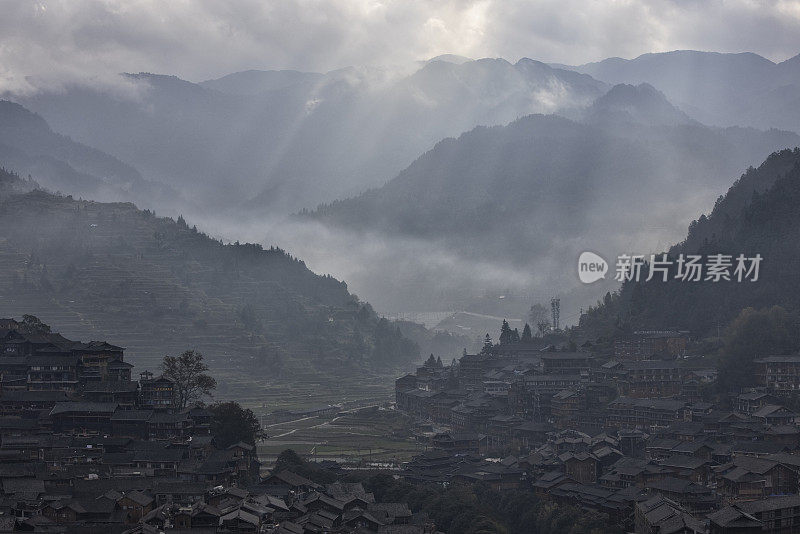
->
(0, 166, 422, 382)
(578, 148, 800, 338)
(304, 86, 800, 313)
(583, 83, 694, 126)
(0, 100, 172, 206)
(424, 54, 474, 65)
(563, 50, 800, 132)
(199, 70, 324, 96)
(10, 59, 607, 214)
(17, 51, 800, 216)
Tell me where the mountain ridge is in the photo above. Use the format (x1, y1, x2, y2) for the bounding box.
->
(0, 100, 173, 205)
(0, 166, 425, 382)
(11, 58, 609, 214)
(561, 50, 800, 132)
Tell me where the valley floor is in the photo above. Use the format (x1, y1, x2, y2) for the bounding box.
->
(257, 405, 421, 469)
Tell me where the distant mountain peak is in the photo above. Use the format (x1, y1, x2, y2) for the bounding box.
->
(514, 57, 556, 73)
(425, 54, 473, 65)
(586, 82, 693, 126)
(596, 82, 664, 103)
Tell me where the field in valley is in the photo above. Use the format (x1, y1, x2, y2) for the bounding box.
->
(257, 405, 423, 468)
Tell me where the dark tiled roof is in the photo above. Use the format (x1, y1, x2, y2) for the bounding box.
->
(740, 494, 800, 513)
(132, 448, 185, 463)
(28, 355, 80, 366)
(708, 506, 762, 527)
(121, 490, 154, 506)
(754, 355, 800, 363)
(111, 410, 153, 421)
(50, 402, 118, 415)
(622, 360, 680, 370)
(0, 390, 72, 402)
(83, 381, 138, 393)
(149, 412, 189, 424)
(266, 470, 320, 489)
(76, 341, 125, 352)
(2, 478, 45, 494)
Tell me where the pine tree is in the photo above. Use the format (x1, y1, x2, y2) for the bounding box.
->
(521, 323, 533, 342)
(499, 320, 513, 344)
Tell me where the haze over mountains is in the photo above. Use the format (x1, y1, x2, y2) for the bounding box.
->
(0, 100, 172, 206)
(3, 50, 800, 326)
(304, 83, 799, 314)
(562, 50, 800, 133)
(11, 57, 606, 214)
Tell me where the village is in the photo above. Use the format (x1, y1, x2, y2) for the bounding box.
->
(395, 326, 800, 533)
(0, 317, 430, 533)
(7, 312, 800, 533)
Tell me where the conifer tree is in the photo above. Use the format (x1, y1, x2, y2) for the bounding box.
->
(521, 323, 533, 341)
(499, 320, 513, 344)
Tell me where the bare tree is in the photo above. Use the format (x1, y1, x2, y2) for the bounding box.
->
(528, 304, 550, 337)
(536, 319, 551, 337)
(161, 350, 216, 409)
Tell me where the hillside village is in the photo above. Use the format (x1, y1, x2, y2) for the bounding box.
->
(14, 309, 800, 533)
(0, 317, 431, 533)
(395, 325, 800, 533)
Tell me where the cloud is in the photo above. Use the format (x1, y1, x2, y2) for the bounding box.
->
(1, 0, 798, 93)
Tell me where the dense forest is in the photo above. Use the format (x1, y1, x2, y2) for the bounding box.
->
(0, 167, 421, 376)
(578, 148, 800, 340)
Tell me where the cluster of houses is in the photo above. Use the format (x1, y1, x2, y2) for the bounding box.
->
(395, 330, 800, 533)
(0, 318, 430, 533)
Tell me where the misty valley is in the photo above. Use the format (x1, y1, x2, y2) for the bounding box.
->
(3, 7, 800, 533)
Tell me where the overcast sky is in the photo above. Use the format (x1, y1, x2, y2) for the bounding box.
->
(2, 0, 799, 92)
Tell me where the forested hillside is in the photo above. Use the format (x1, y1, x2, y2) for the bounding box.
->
(0, 167, 419, 379)
(579, 148, 800, 338)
